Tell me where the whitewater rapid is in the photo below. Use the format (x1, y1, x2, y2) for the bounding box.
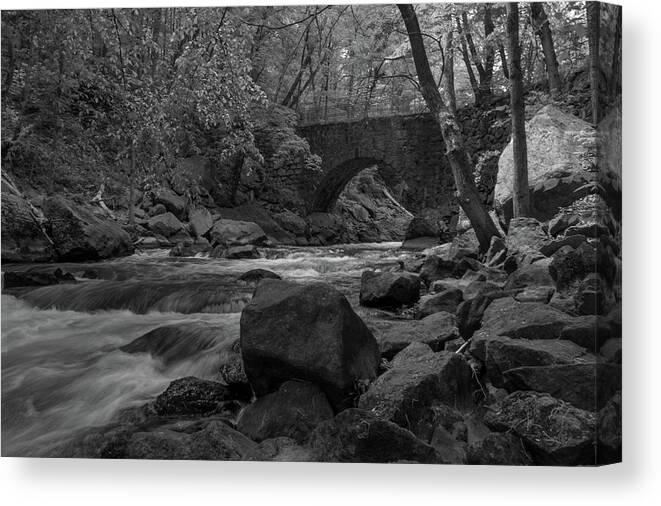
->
(1, 242, 406, 456)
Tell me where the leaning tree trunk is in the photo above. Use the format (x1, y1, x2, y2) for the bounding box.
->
(587, 1, 601, 124)
(531, 2, 562, 97)
(398, 4, 500, 251)
(441, 30, 457, 115)
(506, 2, 530, 218)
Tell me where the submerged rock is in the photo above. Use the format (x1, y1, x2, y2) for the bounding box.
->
(154, 377, 234, 416)
(22, 279, 250, 314)
(119, 323, 221, 366)
(240, 279, 380, 410)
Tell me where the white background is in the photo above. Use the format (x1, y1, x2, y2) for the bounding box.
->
(1, 0, 659, 504)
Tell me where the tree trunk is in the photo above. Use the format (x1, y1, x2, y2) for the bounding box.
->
(530, 2, 562, 97)
(481, 5, 496, 101)
(441, 30, 457, 115)
(455, 15, 481, 106)
(609, 5, 622, 100)
(128, 143, 136, 227)
(587, 1, 601, 124)
(398, 4, 500, 252)
(506, 2, 530, 218)
(499, 43, 510, 79)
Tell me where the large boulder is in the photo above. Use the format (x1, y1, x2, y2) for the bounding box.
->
(358, 344, 474, 440)
(236, 380, 334, 443)
(148, 212, 184, 238)
(484, 391, 596, 465)
(496, 105, 620, 223)
(153, 187, 187, 220)
(209, 219, 267, 248)
(240, 279, 380, 410)
(1, 193, 56, 262)
(216, 203, 295, 244)
(42, 196, 133, 261)
(359, 270, 421, 309)
(307, 408, 441, 463)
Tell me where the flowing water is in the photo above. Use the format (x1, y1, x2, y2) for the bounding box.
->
(1, 243, 407, 456)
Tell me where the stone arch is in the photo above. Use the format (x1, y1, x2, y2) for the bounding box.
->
(309, 157, 396, 212)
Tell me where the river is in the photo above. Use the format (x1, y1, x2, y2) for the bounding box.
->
(1, 243, 408, 456)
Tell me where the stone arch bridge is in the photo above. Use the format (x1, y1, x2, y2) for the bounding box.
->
(297, 108, 510, 216)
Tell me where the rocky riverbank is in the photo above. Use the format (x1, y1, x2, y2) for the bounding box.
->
(16, 178, 619, 464)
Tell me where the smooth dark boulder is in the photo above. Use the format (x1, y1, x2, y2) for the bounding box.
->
(42, 196, 133, 261)
(224, 245, 261, 259)
(3, 268, 76, 290)
(502, 363, 621, 411)
(237, 381, 333, 443)
(240, 279, 380, 410)
(22, 279, 248, 314)
(120, 323, 221, 366)
(359, 270, 421, 309)
(154, 377, 234, 416)
(237, 269, 281, 283)
(307, 408, 441, 463)
(1, 193, 56, 262)
(358, 345, 474, 440)
(484, 391, 596, 465)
